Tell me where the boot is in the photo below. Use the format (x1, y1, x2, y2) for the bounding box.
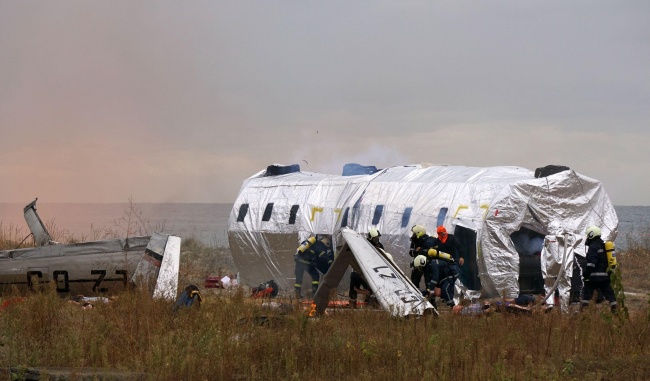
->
(428, 295, 437, 309)
(295, 289, 302, 300)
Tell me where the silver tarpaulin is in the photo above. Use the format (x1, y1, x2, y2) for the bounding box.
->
(228, 164, 618, 303)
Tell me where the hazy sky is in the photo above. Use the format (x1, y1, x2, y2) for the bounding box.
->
(1, 1, 648, 205)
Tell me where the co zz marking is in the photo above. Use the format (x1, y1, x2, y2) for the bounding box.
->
(26, 269, 129, 293)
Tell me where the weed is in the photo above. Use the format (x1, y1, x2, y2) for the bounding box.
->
(1, 211, 649, 380)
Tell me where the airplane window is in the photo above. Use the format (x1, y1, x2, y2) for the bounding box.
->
(289, 205, 299, 224)
(237, 204, 249, 222)
(437, 207, 448, 227)
(372, 205, 384, 225)
(262, 203, 274, 222)
(401, 207, 413, 228)
(341, 207, 350, 227)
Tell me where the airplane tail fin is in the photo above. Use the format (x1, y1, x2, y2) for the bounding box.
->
(23, 199, 52, 246)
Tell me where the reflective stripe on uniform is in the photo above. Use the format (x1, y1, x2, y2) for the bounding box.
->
(312, 281, 319, 285)
(587, 263, 596, 267)
(295, 284, 302, 288)
(591, 272, 608, 276)
(295, 257, 311, 264)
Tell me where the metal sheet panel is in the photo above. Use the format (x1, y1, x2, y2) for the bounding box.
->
(153, 235, 181, 300)
(314, 228, 434, 317)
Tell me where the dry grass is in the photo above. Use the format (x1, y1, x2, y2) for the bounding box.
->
(1, 282, 649, 381)
(1, 215, 649, 380)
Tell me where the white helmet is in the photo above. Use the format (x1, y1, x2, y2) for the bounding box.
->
(586, 225, 602, 239)
(368, 228, 381, 239)
(411, 225, 426, 239)
(413, 255, 427, 269)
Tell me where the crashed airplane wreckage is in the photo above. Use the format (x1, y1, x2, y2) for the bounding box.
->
(313, 228, 436, 317)
(0, 199, 181, 300)
(227, 163, 618, 314)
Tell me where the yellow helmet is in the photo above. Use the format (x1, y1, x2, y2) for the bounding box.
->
(368, 228, 381, 239)
(413, 255, 428, 270)
(411, 225, 426, 239)
(585, 225, 602, 239)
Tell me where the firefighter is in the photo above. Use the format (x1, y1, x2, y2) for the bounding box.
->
(581, 225, 617, 312)
(349, 270, 371, 308)
(368, 228, 384, 250)
(409, 225, 437, 295)
(311, 235, 334, 275)
(413, 254, 439, 308)
(173, 284, 203, 311)
(294, 236, 319, 299)
(432, 225, 463, 307)
(349, 228, 385, 307)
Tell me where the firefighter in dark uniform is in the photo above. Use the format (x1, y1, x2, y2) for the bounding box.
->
(294, 236, 319, 299)
(349, 228, 384, 307)
(311, 235, 334, 275)
(432, 225, 464, 307)
(409, 225, 437, 295)
(413, 254, 439, 308)
(581, 225, 617, 312)
(367, 228, 384, 250)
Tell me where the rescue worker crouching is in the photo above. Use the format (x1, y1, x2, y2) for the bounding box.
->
(581, 226, 617, 312)
(413, 255, 439, 309)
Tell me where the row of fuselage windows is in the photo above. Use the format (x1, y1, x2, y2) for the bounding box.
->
(236, 203, 449, 228)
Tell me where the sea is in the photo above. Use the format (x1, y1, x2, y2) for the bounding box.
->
(0, 203, 648, 251)
(0, 203, 232, 248)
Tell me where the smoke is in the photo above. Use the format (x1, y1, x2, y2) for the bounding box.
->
(291, 144, 411, 175)
(511, 228, 545, 256)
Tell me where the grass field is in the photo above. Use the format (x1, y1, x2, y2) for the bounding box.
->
(1, 223, 649, 380)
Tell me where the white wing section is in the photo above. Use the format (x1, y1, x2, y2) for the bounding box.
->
(131, 232, 181, 300)
(153, 235, 181, 300)
(314, 228, 435, 317)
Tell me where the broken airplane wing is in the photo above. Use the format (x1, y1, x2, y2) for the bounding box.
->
(314, 228, 436, 317)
